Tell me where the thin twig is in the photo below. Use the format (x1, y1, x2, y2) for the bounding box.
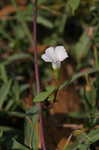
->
(63, 134, 73, 150)
(32, 0, 46, 150)
(62, 124, 83, 130)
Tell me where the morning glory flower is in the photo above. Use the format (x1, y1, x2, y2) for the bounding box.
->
(41, 46, 68, 69)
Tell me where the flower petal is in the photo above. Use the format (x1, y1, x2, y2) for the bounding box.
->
(45, 47, 57, 61)
(41, 54, 52, 62)
(52, 61, 61, 69)
(55, 46, 68, 61)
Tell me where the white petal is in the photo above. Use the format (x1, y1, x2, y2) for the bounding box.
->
(52, 61, 61, 69)
(41, 54, 52, 62)
(45, 47, 57, 61)
(55, 46, 68, 61)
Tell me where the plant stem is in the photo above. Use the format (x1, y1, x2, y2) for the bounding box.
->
(32, 0, 46, 150)
(94, 46, 98, 69)
(33, 1, 40, 94)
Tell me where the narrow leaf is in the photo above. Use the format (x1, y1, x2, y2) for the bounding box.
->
(25, 106, 39, 149)
(37, 16, 53, 28)
(33, 86, 56, 102)
(3, 53, 32, 65)
(73, 32, 90, 62)
(33, 91, 50, 102)
(67, 0, 80, 14)
(88, 128, 99, 143)
(12, 139, 30, 150)
(63, 141, 80, 150)
(0, 80, 12, 109)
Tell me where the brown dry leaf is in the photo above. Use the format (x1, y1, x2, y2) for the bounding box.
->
(0, 5, 26, 19)
(44, 63, 80, 150)
(44, 117, 73, 150)
(50, 63, 80, 115)
(28, 45, 48, 54)
(16, 0, 28, 6)
(44, 87, 80, 150)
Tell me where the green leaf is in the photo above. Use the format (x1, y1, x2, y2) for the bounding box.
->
(87, 128, 99, 143)
(63, 141, 80, 150)
(33, 86, 56, 102)
(12, 81, 20, 102)
(38, 0, 46, 4)
(16, 4, 32, 22)
(15, 25, 26, 39)
(67, 0, 80, 14)
(12, 139, 30, 150)
(68, 111, 90, 118)
(0, 126, 19, 132)
(64, 128, 99, 150)
(0, 80, 12, 109)
(84, 86, 96, 107)
(33, 91, 50, 102)
(59, 68, 98, 90)
(4, 99, 14, 111)
(46, 85, 56, 93)
(37, 16, 53, 28)
(96, 73, 99, 101)
(20, 84, 29, 92)
(48, 95, 54, 101)
(25, 106, 39, 150)
(75, 129, 99, 146)
(0, 64, 8, 82)
(78, 144, 89, 150)
(0, 110, 26, 118)
(3, 53, 32, 65)
(73, 32, 91, 62)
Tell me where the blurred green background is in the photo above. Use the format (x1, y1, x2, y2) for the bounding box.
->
(0, 0, 99, 149)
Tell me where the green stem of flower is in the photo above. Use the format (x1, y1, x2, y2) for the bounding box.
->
(53, 69, 61, 81)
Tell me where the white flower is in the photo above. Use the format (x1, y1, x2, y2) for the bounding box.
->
(41, 46, 68, 69)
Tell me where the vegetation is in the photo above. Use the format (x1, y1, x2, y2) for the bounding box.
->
(0, 0, 99, 149)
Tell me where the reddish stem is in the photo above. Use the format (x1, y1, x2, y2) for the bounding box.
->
(32, 0, 46, 150)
